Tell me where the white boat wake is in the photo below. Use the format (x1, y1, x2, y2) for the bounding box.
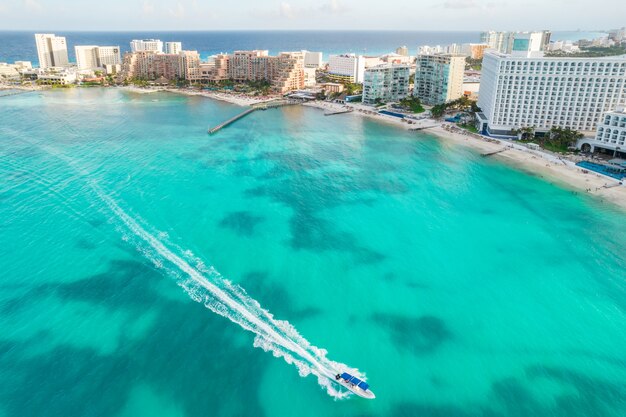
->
(17, 140, 365, 399)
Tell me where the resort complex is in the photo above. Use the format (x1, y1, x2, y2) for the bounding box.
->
(3, 3, 626, 414)
(1, 28, 626, 165)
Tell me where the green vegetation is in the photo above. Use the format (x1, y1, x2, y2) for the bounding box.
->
(517, 126, 583, 153)
(466, 58, 483, 70)
(545, 45, 626, 57)
(343, 82, 361, 95)
(430, 96, 479, 119)
(457, 123, 478, 133)
(398, 96, 425, 113)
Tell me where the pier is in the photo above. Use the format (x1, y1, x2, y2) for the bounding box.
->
(481, 148, 509, 157)
(324, 108, 353, 116)
(208, 99, 300, 134)
(409, 125, 438, 131)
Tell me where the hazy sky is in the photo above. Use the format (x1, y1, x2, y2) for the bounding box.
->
(0, 0, 623, 31)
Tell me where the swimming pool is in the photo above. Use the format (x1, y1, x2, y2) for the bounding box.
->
(576, 161, 626, 180)
(378, 110, 405, 118)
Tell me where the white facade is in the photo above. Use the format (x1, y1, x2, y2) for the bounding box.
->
(363, 64, 410, 105)
(35, 34, 69, 69)
(130, 39, 163, 53)
(75, 46, 121, 70)
(328, 54, 365, 83)
(97, 47, 122, 66)
(303, 67, 317, 87)
(75, 46, 99, 70)
(35, 68, 77, 85)
(579, 108, 626, 153)
(165, 42, 182, 55)
(0, 61, 32, 79)
(480, 31, 551, 55)
(477, 51, 626, 135)
(303, 51, 323, 68)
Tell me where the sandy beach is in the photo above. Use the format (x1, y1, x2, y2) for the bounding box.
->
(304, 100, 626, 211)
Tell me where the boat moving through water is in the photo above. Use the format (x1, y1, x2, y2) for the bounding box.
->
(334, 372, 376, 399)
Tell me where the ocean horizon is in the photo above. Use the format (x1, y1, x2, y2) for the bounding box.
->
(1, 87, 625, 417)
(0, 30, 608, 63)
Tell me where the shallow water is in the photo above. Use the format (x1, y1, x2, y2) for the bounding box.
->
(1, 88, 625, 417)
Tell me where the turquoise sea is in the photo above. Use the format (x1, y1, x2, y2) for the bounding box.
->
(1, 88, 625, 417)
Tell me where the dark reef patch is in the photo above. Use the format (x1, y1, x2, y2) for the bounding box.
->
(218, 211, 264, 237)
(372, 313, 451, 354)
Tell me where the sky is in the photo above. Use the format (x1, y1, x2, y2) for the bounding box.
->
(0, 0, 623, 31)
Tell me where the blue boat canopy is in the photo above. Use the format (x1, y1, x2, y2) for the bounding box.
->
(340, 372, 369, 391)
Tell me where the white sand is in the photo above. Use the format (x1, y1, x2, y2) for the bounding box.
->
(163, 88, 279, 107)
(304, 101, 626, 211)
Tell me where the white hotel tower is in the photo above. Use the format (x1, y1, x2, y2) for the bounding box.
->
(477, 51, 626, 136)
(130, 39, 163, 53)
(35, 34, 69, 68)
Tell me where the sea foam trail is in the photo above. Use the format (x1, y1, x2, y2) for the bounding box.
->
(25, 141, 363, 399)
(96, 190, 357, 398)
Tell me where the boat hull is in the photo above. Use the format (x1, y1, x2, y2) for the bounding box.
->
(334, 377, 376, 399)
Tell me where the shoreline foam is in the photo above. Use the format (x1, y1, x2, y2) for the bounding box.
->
(303, 100, 626, 211)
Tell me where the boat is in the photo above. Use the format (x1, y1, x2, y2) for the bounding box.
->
(333, 372, 376, 399)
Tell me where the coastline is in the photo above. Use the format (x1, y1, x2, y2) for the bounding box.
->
(303, 100, 626, 211)
(117, 85, 277, 106)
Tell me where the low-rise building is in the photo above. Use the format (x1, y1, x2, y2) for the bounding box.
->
(0, 61, 32, 79)
(413, 54, 465, 105)
(320, 82, 344, 94)
(36, 67, 77, 85)
(362, 64, 410, 105)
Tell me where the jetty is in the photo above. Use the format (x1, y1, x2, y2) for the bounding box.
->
(208, 99, 300, 134)
(481, 148, 509, 157)
(324, 108, 353, 116)
(409, 125, 438, 131)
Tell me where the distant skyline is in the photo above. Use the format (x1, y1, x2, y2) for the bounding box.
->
(0, 0, 623, 31)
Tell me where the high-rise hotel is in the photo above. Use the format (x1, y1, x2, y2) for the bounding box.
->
(477, 51, 626, 136)
(35, 34, 69, 68)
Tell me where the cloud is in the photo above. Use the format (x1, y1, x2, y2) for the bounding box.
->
(168, 1, 185, 19)
(23, 0, 43, 13)
(279, 2, 294, 18)
(319, 0, 347, 14)
(441, 0, 481, 8)
(141, 0, 154, 15)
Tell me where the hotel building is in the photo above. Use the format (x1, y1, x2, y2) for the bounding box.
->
(413, 54, 465, 105)
(303, 51, 323, 68)
(120, 50, 201, 81)
(130, 39, 164, 53)
(578, 108, 626, 154)
(327, 54, 365, 84)
(477, 51, 626, 135)
(35, 34, 69, 68)
(362, 64, 410, 105)
(480, 31, 551, 54)
(165, 42, 182, 55)
(75, 46, 121, 70)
